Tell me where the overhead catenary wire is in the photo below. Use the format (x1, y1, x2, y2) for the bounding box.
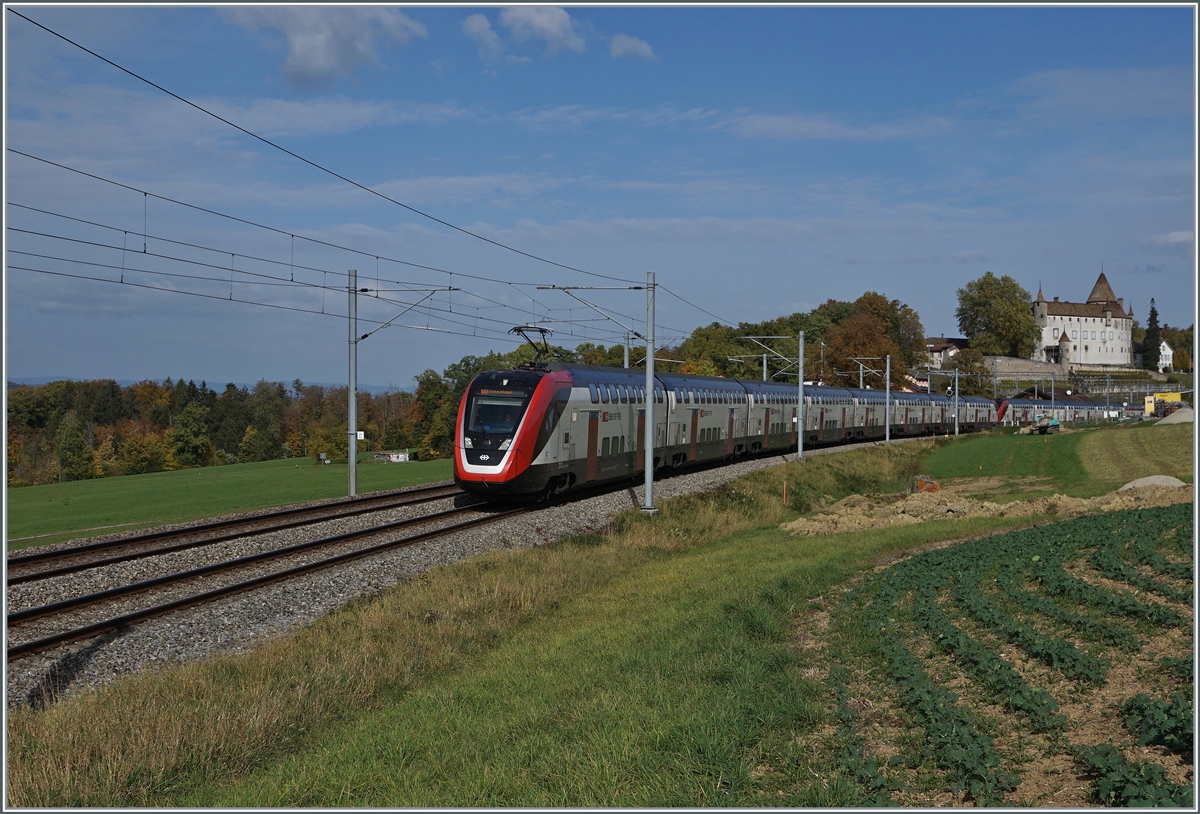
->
(8, 8, 640, 286)
(7, 151, 554, 291)
(7, 204, 585, 328)
(7, 264, 523, 344)
(9, 155, 700, 341)
(8, 240, 635, 345)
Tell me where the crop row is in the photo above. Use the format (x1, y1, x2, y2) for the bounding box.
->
(1074, 743, 1193, 807)
(1121, 692, 1194, 753)
(833, 504, 1192, 804)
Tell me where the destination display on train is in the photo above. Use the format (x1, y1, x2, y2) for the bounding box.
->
(478, 388, 527, 397)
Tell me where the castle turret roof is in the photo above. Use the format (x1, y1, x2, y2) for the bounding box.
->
(1087, 272, 1117, 304)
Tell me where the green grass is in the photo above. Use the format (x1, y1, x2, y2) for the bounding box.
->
(170, 519, 1037, 807)
(921, 421, 1192, 498)
(6, 421, 1191, 806)
(5, 457, 453, 550)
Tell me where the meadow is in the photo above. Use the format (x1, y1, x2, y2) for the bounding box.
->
(5, 420, 1193, 806)
(5, 456, 453, 550)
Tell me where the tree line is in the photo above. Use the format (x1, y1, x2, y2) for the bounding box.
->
(12, 275, 1187, 487)
(7, 290, 927, 486)
(6, 378, 416, 487)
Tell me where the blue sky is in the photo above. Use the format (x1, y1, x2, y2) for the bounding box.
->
(4, 5, 1195, 390)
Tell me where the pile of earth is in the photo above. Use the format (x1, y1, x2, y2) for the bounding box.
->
(1157, 406, 1194, 424)
(781, 477, 1192, 537)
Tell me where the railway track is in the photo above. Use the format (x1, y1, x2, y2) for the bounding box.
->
(7, 501, 525, 662)
(5, 444, 906, 667)
(6, 482, 464, 585)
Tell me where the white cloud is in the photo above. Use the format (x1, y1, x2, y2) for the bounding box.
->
(1006, 68, 1194, 124)
(499, 7, 585, 55)
(1144, 230, 1195, 256)
(610, 34, 654, 60)
(213, 97, 469, 138)
(222, 7, 427, 89)
(1149, 230, 1194, 245)
(715, 112, 953, 141)
(512, 103, 719, 129)
(462, 13, 504, 62)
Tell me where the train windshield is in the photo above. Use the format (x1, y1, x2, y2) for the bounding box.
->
(466, 388, 531, 436)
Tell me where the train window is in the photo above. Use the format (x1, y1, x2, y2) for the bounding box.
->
(675, 388, 683, 403)
(656, 387, 664, 404)
(601, 437, 610, 458)
(686, 389, 694, 403)
(619, 386, 628, 404)
(588, 383, 599, 404)
(600, 385, 609, 404)
(620, 436, 626, 453)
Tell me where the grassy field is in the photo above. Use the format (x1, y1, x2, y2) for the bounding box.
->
(5, 421, 1193, 806)
(5, 457, 454, 550)
(921, 421, 1193, 498)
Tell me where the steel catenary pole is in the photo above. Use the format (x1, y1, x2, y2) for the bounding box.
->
(642, 272, 658, 515)
(348, 268, 358, 497)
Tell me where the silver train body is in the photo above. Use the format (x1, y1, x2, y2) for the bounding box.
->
(454, 363, 998, 500)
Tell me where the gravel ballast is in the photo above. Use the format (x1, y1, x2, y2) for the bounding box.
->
(5, 442, 909, 710)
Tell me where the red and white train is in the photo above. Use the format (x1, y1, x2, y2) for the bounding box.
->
(454, 362, 998, 500)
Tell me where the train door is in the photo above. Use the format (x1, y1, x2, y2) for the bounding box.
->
(688, 410, 698, 461)
(586, 411, 599, 482)
(840, 407, 846, 440)
(763, 408, 771, 449)
(727, 409, 735, 455)
(635, 409, 645, 472)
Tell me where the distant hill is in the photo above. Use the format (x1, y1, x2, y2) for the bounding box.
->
(6, 377, 407, 395)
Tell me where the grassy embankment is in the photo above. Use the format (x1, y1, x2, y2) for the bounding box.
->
(921, 420, 1193, 497)
(5, 420, 1192, 806)
(5, 456, 454, 550)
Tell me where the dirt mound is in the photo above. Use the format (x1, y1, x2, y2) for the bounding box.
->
(1156, 407, 1193, 425)
(1119, 475, 1188, 490)
(782, 482, 1192, 537)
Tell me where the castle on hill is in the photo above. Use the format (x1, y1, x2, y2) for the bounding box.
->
(1030, 272, 1135, 371)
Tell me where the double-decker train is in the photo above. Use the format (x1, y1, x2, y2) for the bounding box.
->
(996, 396, 1141, 425)
(453, 362, 1005, 500)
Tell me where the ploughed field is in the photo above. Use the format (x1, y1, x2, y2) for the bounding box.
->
(5, 420, 1193, 807)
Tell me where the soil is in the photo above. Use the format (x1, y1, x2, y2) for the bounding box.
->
(781, 482, 1193, 538)
(786, 476, 1194, 807)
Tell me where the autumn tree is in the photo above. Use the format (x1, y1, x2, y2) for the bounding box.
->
(955, 272, 1040, 357)
(823, 310, 904, 389)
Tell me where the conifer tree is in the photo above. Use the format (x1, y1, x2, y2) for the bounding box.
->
(1143, 299, 1162, 372)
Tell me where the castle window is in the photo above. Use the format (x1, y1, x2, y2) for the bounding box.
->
(1053, 328, 1060, 338)
(1072, 331, 1077, 339)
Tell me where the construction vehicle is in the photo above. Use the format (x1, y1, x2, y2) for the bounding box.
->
(1144, 392, 1187, 418)
(1034, 415, 1061, 435)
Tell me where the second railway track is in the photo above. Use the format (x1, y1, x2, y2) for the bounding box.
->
(6, 481, 465, 585)
(8, 501, 523, 661)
